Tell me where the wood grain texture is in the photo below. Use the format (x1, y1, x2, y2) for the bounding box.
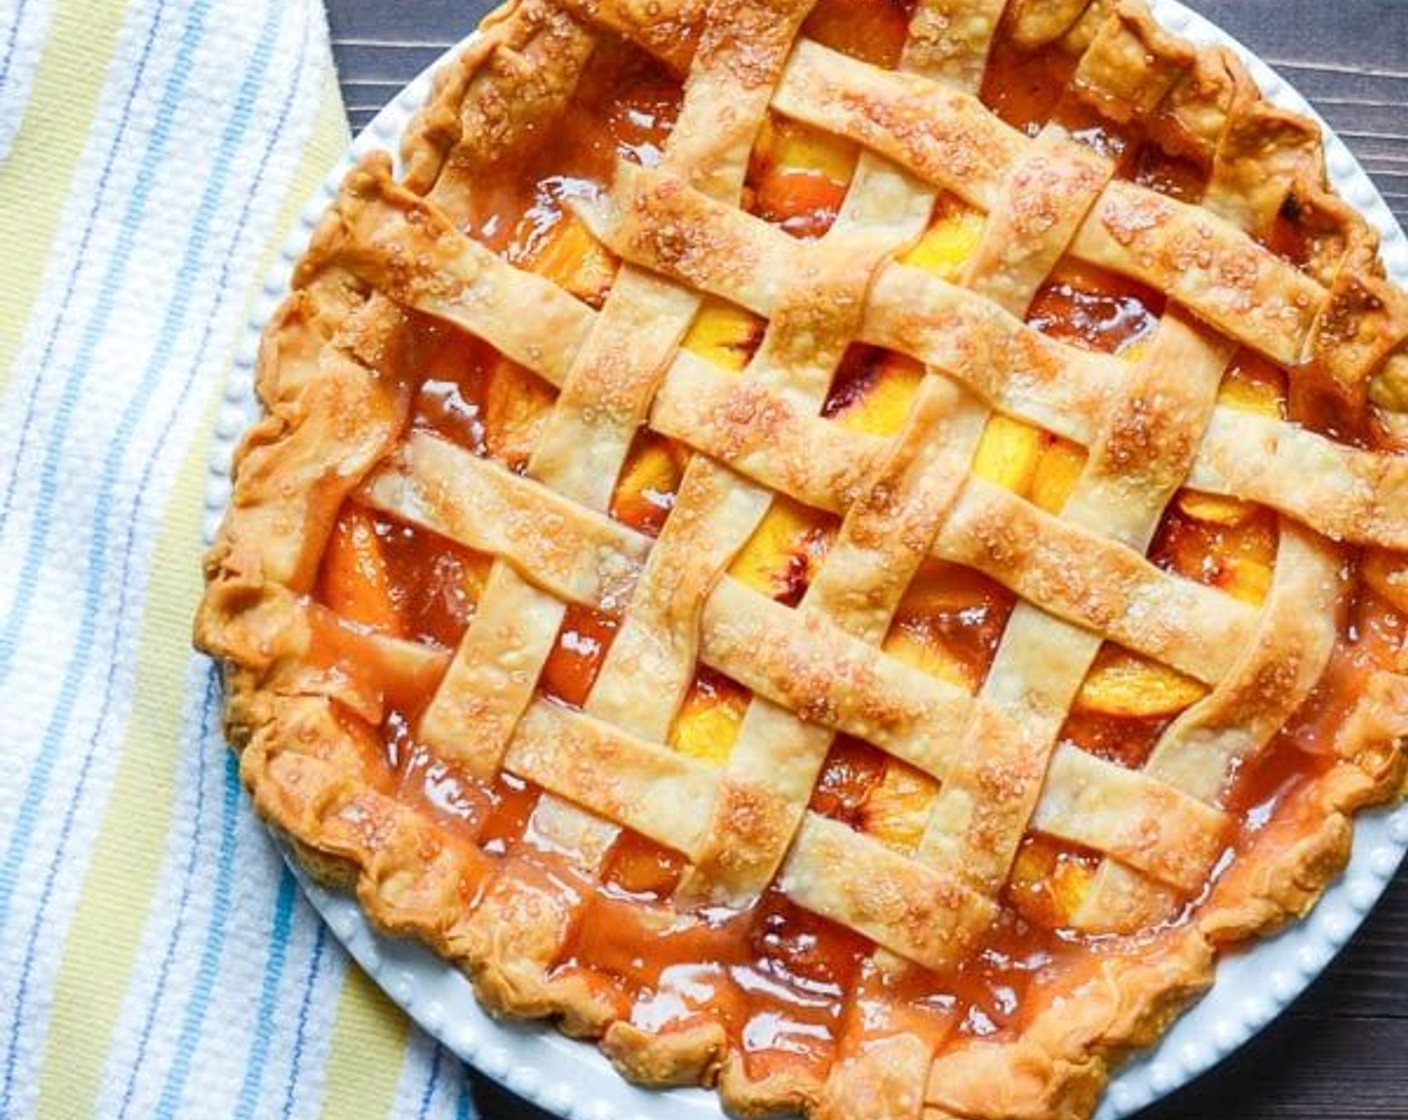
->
(323, 2, 1408, 1118)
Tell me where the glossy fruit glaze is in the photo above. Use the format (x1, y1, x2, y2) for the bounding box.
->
(305, 0, 1401, 1085)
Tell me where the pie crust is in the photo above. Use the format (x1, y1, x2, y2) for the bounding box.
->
(196, 1, 1408, 1117)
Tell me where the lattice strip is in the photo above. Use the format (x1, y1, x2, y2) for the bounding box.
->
(959, 126, 1112, 316)
(586, 466, 773, 740)
(692, 0, 1013, 984)
(901, 0, 1008, 91)
(1006, 0, 1096, 48)
(316, 166, 592, 383)
(502, 700, 722, 855)
(780, 814, 995, 971)
(932, 480, 1259, 682)
(417, 566, 565, 776)
(1033, 744, 1229, 892)
(697, 600, 967, 773)
(360, 432, 649, 606)
(1071, 0, 1190, 115)
(1190, 412, 1408, 550)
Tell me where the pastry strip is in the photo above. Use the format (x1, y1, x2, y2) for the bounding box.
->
(933, 480, 1259, 683)
(360, 432, 649, 607)
(503, 700, 723, 857)
(779, 814, 995, 972)
(1190, 409, 1408, 550)
(1033, 743, 1230, 892)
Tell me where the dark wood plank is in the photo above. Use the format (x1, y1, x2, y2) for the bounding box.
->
(322, 3, 1408, 1118)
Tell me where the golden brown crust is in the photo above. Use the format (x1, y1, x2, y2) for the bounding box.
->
(924, 932, 1215, 1120)
(1201, 670, 1408, 942)
(602, 1020, 729, 1086)
(818, 1034, 930, 1120)
(195, 1, 1408, 1117)
(400, 0, 597, 199)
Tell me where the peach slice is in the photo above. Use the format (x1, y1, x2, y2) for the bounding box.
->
(1074, 645, 1206, 718)
(669, 671, 749, 766)
(728, 496, 833, 603)
(972, 414, 1044, 497)
(859, 759, 940, 855)
(517, 210, 618, 308)
(1009, 836, 1093, 929)
(1029, 435, 1086, 514)
(827, 350, 924, 436)
(1158, 507, 1278, 607)
(482, 356, 557, 471)
(319, 506, 402, 636)
(1176, 489, 1257, 527)
(754, 115, 858, 184)
(1217, 543, 1276, 605)
(883, 562, 1010, 693)
(893, 561, 1004, 618)
(611, 432, 688, 536)
(603, 830, 684, 898)
(1219, 351, 1287, 418)
(883, 625, 975, 692)
(900, 197, 985, 282)
(681, 297, 764, 373)
(749, 116, 857, 237)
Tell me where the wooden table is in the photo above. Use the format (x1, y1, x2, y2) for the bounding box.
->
(324, 2, 1408, 1117)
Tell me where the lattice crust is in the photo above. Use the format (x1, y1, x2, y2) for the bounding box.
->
(197, 0, 1408, 1117)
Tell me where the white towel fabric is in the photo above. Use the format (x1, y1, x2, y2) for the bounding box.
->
(0, 2, 479, 1117)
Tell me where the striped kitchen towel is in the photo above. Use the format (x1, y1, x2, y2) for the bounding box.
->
(0, 2, 477, 1117)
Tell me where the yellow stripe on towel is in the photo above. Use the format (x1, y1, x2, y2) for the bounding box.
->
(0, 0, 128, 389)
(33, 71, 351, 1120)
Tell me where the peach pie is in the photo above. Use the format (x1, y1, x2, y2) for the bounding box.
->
(196, 0, 1408, 1116)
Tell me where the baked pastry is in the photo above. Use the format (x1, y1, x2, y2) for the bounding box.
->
(196, 0, 1408, 1116)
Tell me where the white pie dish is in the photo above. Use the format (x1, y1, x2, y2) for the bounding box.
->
(200, 3, 1408, 1117)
